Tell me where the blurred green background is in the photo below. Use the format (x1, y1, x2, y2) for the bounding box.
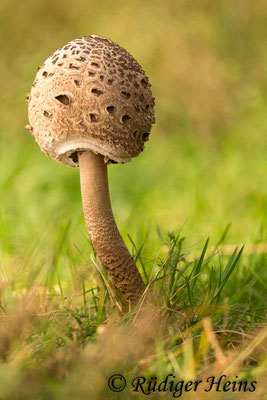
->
(0, 0, 266, 281)
(0, 3, 266, 398)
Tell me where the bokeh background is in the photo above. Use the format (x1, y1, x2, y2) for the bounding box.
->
(0, 0, 266, 274)
(0, 2, 266, 399)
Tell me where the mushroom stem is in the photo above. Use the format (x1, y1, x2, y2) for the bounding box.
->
(79, 151, 145, 304)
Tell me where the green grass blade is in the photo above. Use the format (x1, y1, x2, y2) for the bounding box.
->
(216, 223, 231, 247)
(190, 237, 209, 291)
(213, 246, 244, 303)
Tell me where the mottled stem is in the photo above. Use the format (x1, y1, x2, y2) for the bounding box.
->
(79, 151, 145, 304)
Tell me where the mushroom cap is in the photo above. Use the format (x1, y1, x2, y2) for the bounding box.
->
(27, 35, 155, 167)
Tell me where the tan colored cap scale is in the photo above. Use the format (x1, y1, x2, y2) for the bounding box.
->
(27, 35, 155, 167)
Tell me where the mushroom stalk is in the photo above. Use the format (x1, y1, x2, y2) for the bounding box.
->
(79, 151, 145, 304)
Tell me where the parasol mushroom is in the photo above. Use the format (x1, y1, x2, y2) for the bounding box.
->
(26, 35, 155, 304)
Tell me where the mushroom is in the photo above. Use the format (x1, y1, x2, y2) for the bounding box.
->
(26, 35, 155, 305)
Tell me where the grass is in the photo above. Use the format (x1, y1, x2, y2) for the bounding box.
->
(0, 0, 266, 398)
(0, 138, 266, 399)
(0, 231, 266, 399)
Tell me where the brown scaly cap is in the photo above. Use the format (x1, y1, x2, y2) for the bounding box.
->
(27, 35, 155, 167)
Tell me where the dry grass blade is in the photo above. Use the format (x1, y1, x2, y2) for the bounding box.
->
(90, 255, 123, 312)
(203, 317, 227, 365)
(170, 273, 201, 301)
(223, 326, 267, 375)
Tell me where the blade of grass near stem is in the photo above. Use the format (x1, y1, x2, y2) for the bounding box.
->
(128, 234, 149, 283)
